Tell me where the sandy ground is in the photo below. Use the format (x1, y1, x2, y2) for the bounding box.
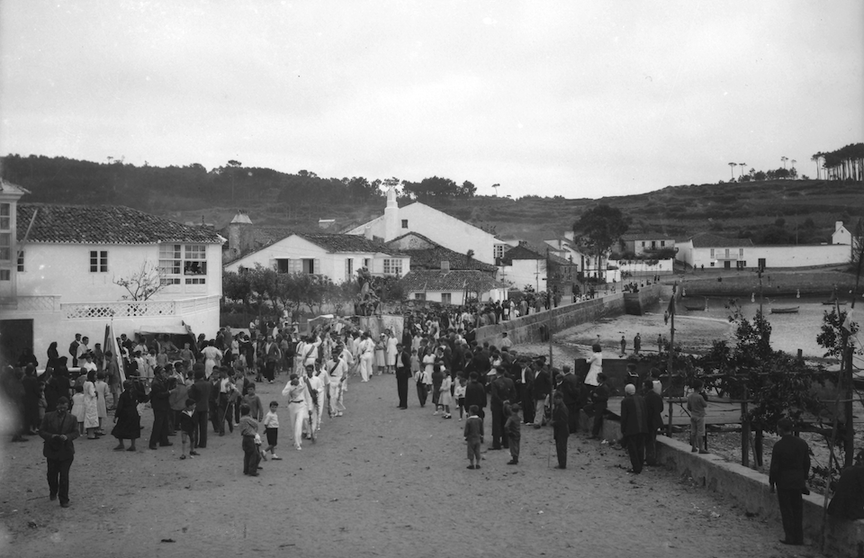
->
(0, 370, 829, 558)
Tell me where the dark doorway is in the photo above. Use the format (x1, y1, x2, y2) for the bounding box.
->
(0, 319, 34, 366)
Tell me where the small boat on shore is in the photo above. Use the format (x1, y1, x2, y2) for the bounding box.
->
(770, 306, 800, 314)
(684, 305, 704, 311)
(822, 300, 846, 306)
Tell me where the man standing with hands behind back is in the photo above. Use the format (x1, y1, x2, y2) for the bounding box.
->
(39, 396, 79, 508)
(770, 417, 810, 546)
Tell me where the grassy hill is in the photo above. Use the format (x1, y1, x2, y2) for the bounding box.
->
(3, 154, 862, 244)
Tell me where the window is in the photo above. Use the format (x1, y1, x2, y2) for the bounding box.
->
(363, 258, 370, 269)
(0, 269, 9, 281)
(641, 241, 646, 247)
(159, 244, 207, 285)
(724, 248, 730, 258)
(401, 219, 408, 229)
(17, 250, 24, 272)
(651, 241, 656, 249)
(441, 293, 452, 305)
(494, 244, 506, 259)
(414, 293, 426, 300)
(90, 250, 108, 272)
(0, 232, 10, 261)
(709, 248, 715, 258)
(660, 241, 666, 247)
(0, 203, 9, 230)
(383, 258, 402, 276)
(739, 248, 744, 258)
(346, 258, 354, 277)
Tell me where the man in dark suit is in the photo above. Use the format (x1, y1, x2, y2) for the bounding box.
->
(643, 379, 664, 465)
(532, 363, 551, 428)
(39, 396, 79, 507)
(588, 373, 610, 439)
(464, 372, 487, 421)
(148, 367, 173, 450)
(559, 365, 582, 434)
(395, 344, 411, 409)
(187, 365, 211, 449)
(769, 418, 810, 546)
(619, 384, 648, 474)
(489, 367, 515, 449)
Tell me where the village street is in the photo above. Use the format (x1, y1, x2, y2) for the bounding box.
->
(1, 371, 823, 558)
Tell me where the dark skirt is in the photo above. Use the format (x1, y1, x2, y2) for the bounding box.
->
(111, 392, 141, 440)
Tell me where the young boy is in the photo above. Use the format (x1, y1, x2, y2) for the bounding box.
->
(687, 379, 709, 454)
(463, 405, 484, 470)
(505, 403, 522, 465)
(179, 342, 194, 372)
(71, 384, 85, 435)
(238, 403, 261, 476)
(243, 382, 265, 422)
(179, 398, 199, 459)
(262, 401, 281, 460)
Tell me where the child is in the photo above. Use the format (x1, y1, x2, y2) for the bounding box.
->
(454, 374, 467, 420)
(687, 379, 709, 454)
(505, 403, 522, 465)
(463, 405, 484, 470)
(71, 384, 85, 435)
(179, 342, 194, 372)
(178, 398, 199, 459)
(431, 364, 444, 415)
(552, 392, 569, 469)
(95, 371, 110, 435)
(262, 401, 281, 460)
(439, 371, 453, 419)
(410, 349, 420, 376)
(238, 403, 261, 476)
(243, 383, 265, 422)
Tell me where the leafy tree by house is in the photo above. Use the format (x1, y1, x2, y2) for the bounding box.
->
(572, 204, 631, 280)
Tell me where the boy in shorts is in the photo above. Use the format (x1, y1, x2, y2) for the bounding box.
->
(179, 399, 199, 459)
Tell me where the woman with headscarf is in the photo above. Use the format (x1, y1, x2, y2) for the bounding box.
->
(46, 342, 61, 371)
(111, 380, 143, 451)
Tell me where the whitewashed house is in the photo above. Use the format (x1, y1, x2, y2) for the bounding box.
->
(400, 269, 508, 305)
(345, 186, 509, 265)
(224, 231, 409, 282)
(676, 231, 850, 270)
(0, 181, 224, 363)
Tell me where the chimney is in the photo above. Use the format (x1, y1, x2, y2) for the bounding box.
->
(440, 261, 450, 271)
(228, 211, 253, 257)
(836, 221, 843, 232)
(364, 225, 373, 240)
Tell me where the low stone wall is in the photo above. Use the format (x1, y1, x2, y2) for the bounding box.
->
(589, 416, 861, 557)
(476, 293, 625, 347)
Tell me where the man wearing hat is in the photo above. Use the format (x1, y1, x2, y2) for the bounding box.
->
(619, 384, 647, 474)
(325, 348, 348, 417)
(489, 366, 515, 450)
(770, 417, 810, 545)
(40, 396, 79, 507)
(395, 343, 411, 409)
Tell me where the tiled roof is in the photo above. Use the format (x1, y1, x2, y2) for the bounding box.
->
(299, 233, 401, 255)
(500, 244, 545, 264)
(401, 247, 497, 272)
(399, 270, 507, 292)
(620, 232, 675, 241)
(689, 233, 754, 248)
(17, 204, 224, 244)
(0, 179, 31, 196)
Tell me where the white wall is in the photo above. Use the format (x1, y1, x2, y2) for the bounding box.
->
(408, 287, 507, 305)
(498, 259, 546, 291)
(224, 234, 408, 282)
(18, 243, 222, 301)
(347, 203, 499, 265)
(677, 242, 850, 269)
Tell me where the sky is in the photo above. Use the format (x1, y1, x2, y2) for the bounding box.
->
(1, 1, 862, 199)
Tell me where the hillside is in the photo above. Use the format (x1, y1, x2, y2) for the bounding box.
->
(2, 154, 862, 244)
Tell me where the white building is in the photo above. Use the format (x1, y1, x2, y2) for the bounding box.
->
(224, 232, 409, 282)
(345, 186, 508, 265)
(676, 232, 849, 270)
(832, 221, 852, 246)
(400, 269, 508, 305)
(0, 182, 224, 363)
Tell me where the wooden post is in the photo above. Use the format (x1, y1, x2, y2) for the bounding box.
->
(741, 387, 750, 467)
(667, 400, 674, 437)
(755, 427, 763, 467)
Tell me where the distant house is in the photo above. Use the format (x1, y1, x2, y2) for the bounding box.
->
(832, 221, 852, 246)
(0, 180, 224, 362)
(345, 186, 508, 265)
(399, 269, 508, 305)
(542, 232, 605, 278)
(386, 232, 498, 273)
(224, 231, 409, 283)
(676, 231, 849, 270)
(618, 232, 676, 256)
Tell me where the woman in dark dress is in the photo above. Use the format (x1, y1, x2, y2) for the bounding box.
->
(112, 380, 143, 451)
(46, 342, 61, 371)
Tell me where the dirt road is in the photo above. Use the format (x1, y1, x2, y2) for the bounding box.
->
(1, 372, 822, 558)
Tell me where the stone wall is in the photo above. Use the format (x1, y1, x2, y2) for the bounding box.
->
(475, 293, 626, 347)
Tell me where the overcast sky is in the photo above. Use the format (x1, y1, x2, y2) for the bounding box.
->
(1, 1, 861, 199)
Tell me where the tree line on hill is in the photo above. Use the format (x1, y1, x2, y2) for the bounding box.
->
(0, 154, 478, 211)
(724, 142, 863, 184)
